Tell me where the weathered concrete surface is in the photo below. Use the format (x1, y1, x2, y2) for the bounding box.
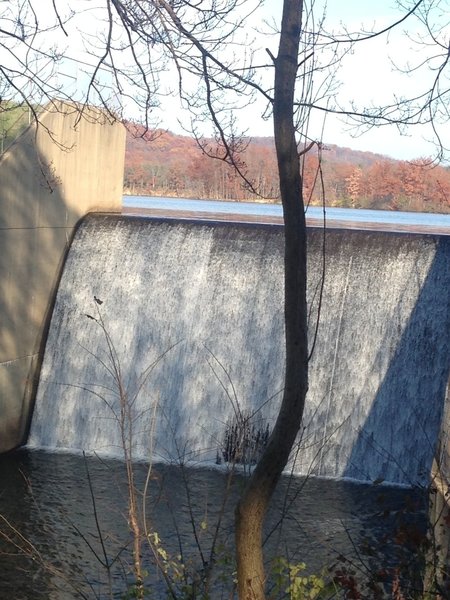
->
(0, 101, 125, 452)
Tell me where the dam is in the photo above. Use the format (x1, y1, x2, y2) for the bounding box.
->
(5, 106, 447, 598)
(28, 214, 450, 486)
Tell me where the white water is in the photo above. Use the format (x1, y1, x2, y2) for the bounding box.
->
(29, 215, 450, 485)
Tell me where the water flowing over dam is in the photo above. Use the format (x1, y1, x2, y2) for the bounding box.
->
(28, 214, 450, 486)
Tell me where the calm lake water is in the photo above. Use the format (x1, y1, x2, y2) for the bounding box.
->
(0, 449, 426, 599)
(123, 196, 450, 235)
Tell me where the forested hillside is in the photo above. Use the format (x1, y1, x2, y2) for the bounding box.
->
(1, 103, 448, 213)
(125, 129, 450, 213)
(0, 103, 36, 153)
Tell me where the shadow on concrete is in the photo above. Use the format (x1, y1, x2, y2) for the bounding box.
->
(0, 102, 125, 452)
(0, 122, 78, 451)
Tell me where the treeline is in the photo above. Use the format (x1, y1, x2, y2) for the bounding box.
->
(125, 130, 450, 213)
(0, 103, 34, 153)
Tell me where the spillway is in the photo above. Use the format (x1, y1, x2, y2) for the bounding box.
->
(28, 215, 450, 486)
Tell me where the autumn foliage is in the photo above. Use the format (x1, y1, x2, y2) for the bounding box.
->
(124, 129, 450, 213)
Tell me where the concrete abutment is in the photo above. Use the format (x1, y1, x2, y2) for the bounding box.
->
(0, 101, 125, 452)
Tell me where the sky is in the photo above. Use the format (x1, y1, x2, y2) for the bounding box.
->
(298, 0, 450, 162)
(140, 0, 449, 162)
(9, 0, 449, 163)
(230, 0, 450, 161)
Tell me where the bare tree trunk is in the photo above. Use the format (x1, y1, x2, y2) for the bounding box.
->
(235, 2, 307, 599)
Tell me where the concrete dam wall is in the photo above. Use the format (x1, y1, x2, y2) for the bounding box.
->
(0, 103, 125, 452)
(28, 215, 450, 486)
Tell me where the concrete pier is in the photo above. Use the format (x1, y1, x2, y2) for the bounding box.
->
(0, 101, 125, 452)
